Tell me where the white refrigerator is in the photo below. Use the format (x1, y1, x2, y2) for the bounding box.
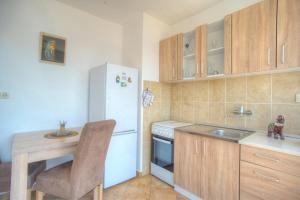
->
(89, 63, 138, 188)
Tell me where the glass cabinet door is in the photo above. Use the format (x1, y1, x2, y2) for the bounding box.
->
(207, 20, 225, 76)
(182, 31, 196, 80)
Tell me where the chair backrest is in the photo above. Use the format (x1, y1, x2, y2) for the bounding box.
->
(70, 120, 116, 199)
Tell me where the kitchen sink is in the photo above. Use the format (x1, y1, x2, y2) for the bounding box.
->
(210, 128, 254, 140)
(175, 124, 255, 142)
(212, 129, 225, 136)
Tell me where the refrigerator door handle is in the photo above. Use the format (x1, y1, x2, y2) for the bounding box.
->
(113, 130, 136, 136)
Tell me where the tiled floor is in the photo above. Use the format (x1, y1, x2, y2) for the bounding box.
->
(0, 175, 186, 200)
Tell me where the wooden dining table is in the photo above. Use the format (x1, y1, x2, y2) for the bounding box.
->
(10, 127, 82, 200)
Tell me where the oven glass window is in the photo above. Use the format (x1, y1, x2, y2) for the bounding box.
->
(151, 136, 174, 172)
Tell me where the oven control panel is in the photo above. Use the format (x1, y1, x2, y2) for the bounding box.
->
(151, 121, 192, 139)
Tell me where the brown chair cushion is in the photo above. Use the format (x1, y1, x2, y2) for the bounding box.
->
(35, 161, 72, 199)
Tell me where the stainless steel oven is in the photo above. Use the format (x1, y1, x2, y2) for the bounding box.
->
(151, 135, 174, 172)
(151, 134, 174, 186)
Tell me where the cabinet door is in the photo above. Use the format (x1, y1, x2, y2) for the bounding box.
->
(202, 137, 240, 200)
(177, 33, 183, 80)
(159, 35, 178, 82)
(231, 0, 277, 74)
(197, 25, 207, 78)
(174, 131, 203, 197)
(277, 0, 300, 68)
(224, 15, 232, 75)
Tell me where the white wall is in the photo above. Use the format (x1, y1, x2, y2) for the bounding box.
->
(0, 0, 123, 161)
(142, 14, 170, 82)
(120, 12, 144, 172)
(122, 12, 144, 68)
(167, 0, 261, 36)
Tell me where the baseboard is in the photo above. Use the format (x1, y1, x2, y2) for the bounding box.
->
(174, 185, 202, 200)
(136, 171, 143, 177)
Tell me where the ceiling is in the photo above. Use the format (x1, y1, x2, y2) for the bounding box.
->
(56, 0, 222, 25)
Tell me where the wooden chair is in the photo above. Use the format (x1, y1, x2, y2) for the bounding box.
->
(35, 120, 116, 200)
(0, 159, 46, 200)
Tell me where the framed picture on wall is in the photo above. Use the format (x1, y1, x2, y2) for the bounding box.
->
(39, 32, 66, 65)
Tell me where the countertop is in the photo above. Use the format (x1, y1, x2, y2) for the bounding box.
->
(175, 124, 300, 157)
(239, 132, 300, 157)
(175, 124, 253, 143)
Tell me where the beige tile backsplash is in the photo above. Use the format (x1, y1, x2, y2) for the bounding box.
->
(142, 72, 300, 174)
(142, 81, 171, 175)
(170, 72, 300, 134)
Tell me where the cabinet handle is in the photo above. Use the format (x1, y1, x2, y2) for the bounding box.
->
(195, 140, 198, 154)
(172, 65, 175, 79)
(281, 44, 286, 64)
(254, 153, 280, 162)
(254, 170, 280, 183)
(196, 64, 199, 75)
(267, 48, 271, 65)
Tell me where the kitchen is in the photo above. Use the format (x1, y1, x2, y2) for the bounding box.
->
(0, 0, 299, 200)
(144, 0, 300, 199)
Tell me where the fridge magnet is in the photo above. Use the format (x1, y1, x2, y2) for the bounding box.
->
(116, 75, 120, 83)
(121, 73, 127, 81)
(121, 82, 127, 87)
(142, 88, 154, 107)
(39, 32, 66, 65)
(116, 73, 132, 87)
(128, 77, 132, 83)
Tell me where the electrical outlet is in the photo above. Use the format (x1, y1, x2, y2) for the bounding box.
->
(0, 92, 9, 99)
(296, 94, 300, 103)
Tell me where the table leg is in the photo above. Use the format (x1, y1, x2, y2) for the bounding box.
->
(27, 189, 32, 200)
(10, 153, 28, 200)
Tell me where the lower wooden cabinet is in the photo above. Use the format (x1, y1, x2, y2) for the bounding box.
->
(174, 131, 203, 197)
(241, 145, 300, 177)
(240, 161, 300, 200)
(202, 137, 239, 200)
(174, 131, 239, 200)
(240, 145, 300, 200)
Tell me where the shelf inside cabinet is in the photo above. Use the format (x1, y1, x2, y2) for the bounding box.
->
(184, 53, 195, 58)
(208, 47, 224, 55)
(183, 77, 196, 80)
(207, 73, 224, 78)
(207, 19, 225, 76)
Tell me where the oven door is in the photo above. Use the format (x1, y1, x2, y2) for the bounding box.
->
(151, 135, 174, 172)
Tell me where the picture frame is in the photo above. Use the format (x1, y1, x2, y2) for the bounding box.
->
(39, 32, 66, 65)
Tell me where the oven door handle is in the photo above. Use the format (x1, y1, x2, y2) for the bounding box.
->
(153, 137, 172, 144)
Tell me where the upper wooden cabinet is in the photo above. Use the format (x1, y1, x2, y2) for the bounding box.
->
(159, 0, 300, 81)
(159, 35, 180, 82)
(277, 0, 300, 68)
(231, 0, 277, 74)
